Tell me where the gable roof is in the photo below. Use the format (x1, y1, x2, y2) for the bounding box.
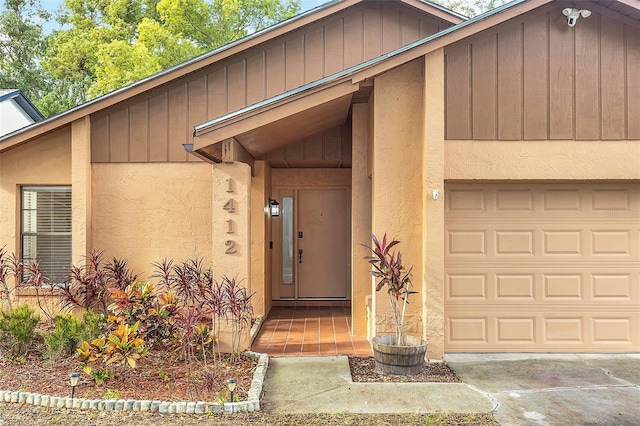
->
(192, 0, 640, 159)
(3, 0, 638, 156)
(0, 0, 463, 152)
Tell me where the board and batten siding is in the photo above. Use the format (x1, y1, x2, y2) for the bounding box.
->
(91, 1, 450, 163)
(445, 3, 640, 141)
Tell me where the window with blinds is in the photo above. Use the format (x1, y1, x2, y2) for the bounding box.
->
(21, 186, 72, 284)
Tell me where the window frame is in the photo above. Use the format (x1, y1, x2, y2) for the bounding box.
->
(20, 185, 72, 285)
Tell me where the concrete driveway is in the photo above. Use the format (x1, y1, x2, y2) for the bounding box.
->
(446, 354, 640, 426)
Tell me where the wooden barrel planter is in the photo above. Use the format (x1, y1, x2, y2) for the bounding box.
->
(371, 335, 428, 376)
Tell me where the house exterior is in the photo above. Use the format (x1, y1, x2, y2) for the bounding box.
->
(0, 0, 638, 358)
(0, 90, 44, 136)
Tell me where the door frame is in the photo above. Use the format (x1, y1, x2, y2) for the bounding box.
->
(270, 171, 352, 301)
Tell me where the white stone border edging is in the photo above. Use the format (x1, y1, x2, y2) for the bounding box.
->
(0, 351, 269, 414)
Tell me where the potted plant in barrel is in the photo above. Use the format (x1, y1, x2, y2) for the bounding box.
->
(364, 233, 427, 375)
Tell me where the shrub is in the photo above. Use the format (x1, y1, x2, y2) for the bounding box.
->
(0, 304, 40, 355)
(107, 281, 177, 347)
(82, 310, 108, 341)
(44, 314, 85, 361)
(57, 250, 139, 314)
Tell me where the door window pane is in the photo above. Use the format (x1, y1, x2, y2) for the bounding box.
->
(281, 197, 293, 284)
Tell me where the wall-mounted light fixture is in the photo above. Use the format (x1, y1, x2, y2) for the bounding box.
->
(269, 198, 280, 217)
(562, 8, 591, 27)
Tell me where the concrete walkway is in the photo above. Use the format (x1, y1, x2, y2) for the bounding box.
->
(260, 356, 493, 414)
(261, 354, 640, 425)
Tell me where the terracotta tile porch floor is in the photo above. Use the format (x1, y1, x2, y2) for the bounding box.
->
(251, 305, 373, 357)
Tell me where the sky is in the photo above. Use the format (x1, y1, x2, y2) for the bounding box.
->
(27, 0, 331, 34)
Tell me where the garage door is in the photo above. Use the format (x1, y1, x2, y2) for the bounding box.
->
(445, 183, 639, 352)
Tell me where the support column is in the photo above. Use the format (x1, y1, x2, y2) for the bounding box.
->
(351, 103, 372, 337)
(211, 162, 251, 283)
(423, 49, 446, 359)
(71, 116, 92, 265)
(250, 160, 270, 317)
(371, 59, 425, 338)
(212, 161, 252, 351)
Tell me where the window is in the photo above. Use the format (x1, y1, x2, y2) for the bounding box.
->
(21, 186, 72, 284)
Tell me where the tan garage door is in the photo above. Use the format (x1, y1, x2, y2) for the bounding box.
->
(445, 183, 640, 352)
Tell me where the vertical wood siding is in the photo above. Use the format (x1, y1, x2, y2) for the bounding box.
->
(256, 124, 351, 167)
(92, 2, 448, 162)
(445, 5, 640, 140)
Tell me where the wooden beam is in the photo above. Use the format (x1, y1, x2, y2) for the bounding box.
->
(222, 137, 255, 173)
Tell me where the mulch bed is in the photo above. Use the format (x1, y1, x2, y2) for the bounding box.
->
(0, 353, 461, 403)
(348, 356, 462, 383)
(0, 350, 257, 402)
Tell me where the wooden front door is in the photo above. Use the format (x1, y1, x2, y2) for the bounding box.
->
(297, 189, 349, 298)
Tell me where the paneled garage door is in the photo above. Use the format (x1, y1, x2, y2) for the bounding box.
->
(445, 183, 639, 352)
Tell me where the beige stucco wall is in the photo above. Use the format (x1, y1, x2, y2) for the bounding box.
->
(446, 140, 640, 180)
(423, 50, 446, 359)
(91, 162, 212, 279)
(0, 127, 72, 312)
(72, 117, 92, 266)
(250, 161, 271, 317)
(0, 128, 72, 251)
(371, 58, 425, 340)
(351, 103, 372, 336)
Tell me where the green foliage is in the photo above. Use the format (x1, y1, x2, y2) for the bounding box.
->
(82, 310, 108, 341)
(0, 0, 50, 112)
(90, 367, 113, 386)
(39, 0, 300, 114)
(107, 281, 178, 347)
(434, 0, 510, 17)
(104, 388, 120, 400)
(0, 304, 40, 355)
(44, 313, 85, 361)
(105, 321, 147, 368)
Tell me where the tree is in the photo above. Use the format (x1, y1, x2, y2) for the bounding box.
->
(43, 0, 300, 111)
(435, 0, 510, 17)
(0, 0, 50, 113)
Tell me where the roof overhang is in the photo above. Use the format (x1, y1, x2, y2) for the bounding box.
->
(192, 79, 360, 162)
(0, 0, 463, 153)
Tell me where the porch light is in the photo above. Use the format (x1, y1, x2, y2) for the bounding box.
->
(69, 372, 80, 399)
(269, 198, 280, 217)
(226, 377, 237, 402)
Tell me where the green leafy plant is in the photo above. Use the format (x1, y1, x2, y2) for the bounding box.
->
(44, 313, 85, 361)
(82, 310, 108, 342)
(364, 233, 416, 345)
(107, 281, 177, 347)
(104, 321, 146, 369)
(104, 388, 120, 400)
(0, 304, 40, 355)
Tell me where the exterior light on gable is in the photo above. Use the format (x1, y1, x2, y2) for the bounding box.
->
(562, 8, 591, 27)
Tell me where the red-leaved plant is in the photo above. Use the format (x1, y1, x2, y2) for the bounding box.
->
(363, 233, 416, 345)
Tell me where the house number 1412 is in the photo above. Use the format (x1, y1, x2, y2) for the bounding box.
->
(224, 178, 236, 254)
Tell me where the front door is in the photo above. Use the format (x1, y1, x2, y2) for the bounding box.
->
(297, 189, 349, 298)
(272, 188, 350, 300)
